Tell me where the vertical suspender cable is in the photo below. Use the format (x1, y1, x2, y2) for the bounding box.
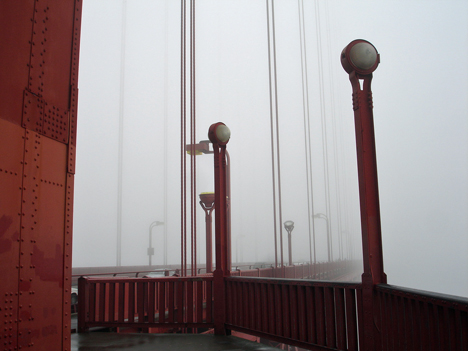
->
(180, 0, 187, 277)
(190, 0, 197, 276)
(297, 0, 316, 272)
(117, 0, 127, 267)
(266, 0, 284, 273)
(271, 0, 285, 272)
(265, 0, 278, 270)
(324, 2, 343, 260)
(314, 0, 333, 261)
(163, 0, 169, 266)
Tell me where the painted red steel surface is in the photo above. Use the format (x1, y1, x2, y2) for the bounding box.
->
(78, 277, 214, 332)
(375, 284, 468, 351)
(0, 1, 82, 350)
(225, 277, 361, 351)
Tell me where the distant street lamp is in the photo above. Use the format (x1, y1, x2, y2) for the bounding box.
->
(313, 213, 331, 262)
(199, 192, 215, 273)
(148, 220, 164, 266)
(284, 221, 294, 266)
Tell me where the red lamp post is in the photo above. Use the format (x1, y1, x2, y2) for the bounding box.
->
(199, 192, 215, 274)
(208, 122, 231, 335)
(341, 39, 387, 351)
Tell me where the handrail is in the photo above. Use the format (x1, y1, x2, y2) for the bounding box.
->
(78, 276, 214, 332)
(375, 284, 468, 350)
(225, 276, 362, 351)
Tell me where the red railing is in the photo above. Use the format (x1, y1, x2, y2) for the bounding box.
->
(230, 260, 361, 281)
(375, 284, 468, 351)
(78, 276, 214, 332)
(225, 276, 362, 351)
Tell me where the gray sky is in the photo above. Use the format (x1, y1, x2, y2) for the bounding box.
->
(73, 0, 468, 297)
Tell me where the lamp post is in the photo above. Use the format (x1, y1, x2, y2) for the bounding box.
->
(148, 220, 164, 266)
(186, 140, 232, 272)
(208, 122, 230, 336)
(284, 221, 294, 266)
(199, 192, 215, 273)
(313, 213, 331, 262)
(341, 39, 387, 350)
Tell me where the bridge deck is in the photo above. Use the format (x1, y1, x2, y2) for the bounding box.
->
(71, 333, 278, 351)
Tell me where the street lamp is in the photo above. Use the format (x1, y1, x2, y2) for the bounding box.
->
(148, 220, 164, 266)
(313, 213, 331, 262)
(283, 221, 294, 266)
(342, 39, 386, 351)
(209, 122, 230, 336)
(341, 39, 386, 284)
(186, 140, 232, 271)
(199, 192, 215, 273)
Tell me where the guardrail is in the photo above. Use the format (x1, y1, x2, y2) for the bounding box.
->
(225, 276, 362, 351)
(78, 276, 214, 332)
(375, 284, 468, 351)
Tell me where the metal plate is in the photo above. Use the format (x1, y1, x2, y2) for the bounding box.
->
(18, 131, 67, 350)
(0, 119, 25, 350)
(0, 1, 35, 126)
(31, 0, 74, 111)
(43, 102, 69, 143)
(22, 90, 44, 133)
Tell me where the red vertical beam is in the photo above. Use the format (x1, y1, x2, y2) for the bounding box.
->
(187, 280, 194, 324)
(89, 283, 96, 323)
(345, 288, 358, 351)
(108, 283, 115, 322)
(98, 283, 106, 322)
(306, 286, 316, 344)
(118, 283, 125, 323)
(274, 284, 283, 336)
(324, 287, 336, 348)
(196, 280, 203, 323)
(148, 282, 155, 323)
(159, 281, 166, 323)
(128, 282, 135, 323)
(282, 284, 291, 338)
(379, 291, 389, 351)
(460, 311, 467, 350)
(254, 282, 262, 331)
(77, 277, 88, 332)
(297, 285, 307, 342)
(176, 281, 184, 323)
(137, 282, 145, 324)
(334, 288, 346, 350)
(168, 281, 175, 323)
(205, 280, 213, 323)
(290, 285, 299, 341)
(260, 283, 269, 332)
(315, 287, 325, 346)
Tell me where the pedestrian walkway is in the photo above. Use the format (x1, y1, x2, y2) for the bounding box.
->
(71, 333, 279, 351)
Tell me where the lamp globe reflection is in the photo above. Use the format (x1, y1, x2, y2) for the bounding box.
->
(341, 39, 379, 75)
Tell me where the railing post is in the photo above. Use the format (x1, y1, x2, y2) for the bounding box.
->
(77, 276, 89, 332)
(342, 40, 387, 351)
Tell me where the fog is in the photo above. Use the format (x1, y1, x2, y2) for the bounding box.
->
(73, 0, 468, 297)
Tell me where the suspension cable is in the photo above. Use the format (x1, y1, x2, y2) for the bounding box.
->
(315, 0, 333, 261)
(297, 0, 316, 270)
(180, 0, 187, 277)
(190, 0, 197, 276)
